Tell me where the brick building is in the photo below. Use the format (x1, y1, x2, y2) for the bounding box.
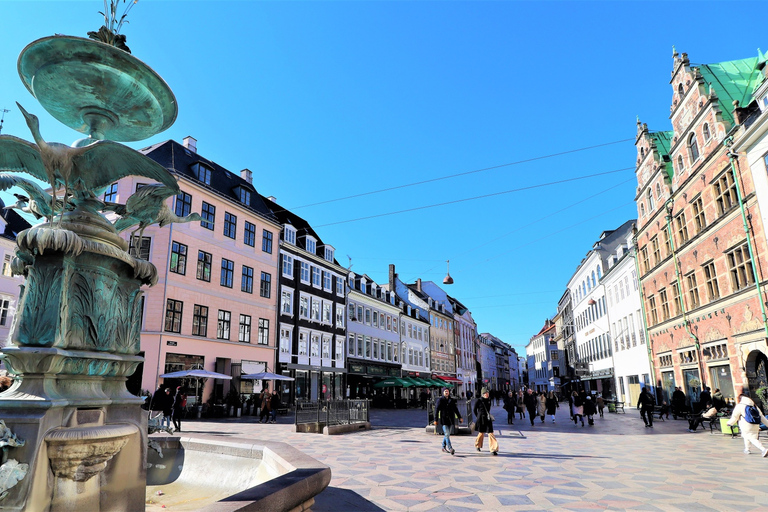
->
(635, 50, 768, 409)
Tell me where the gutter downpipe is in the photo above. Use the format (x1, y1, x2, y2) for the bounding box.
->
(725, 138, 768, 342)
(632, 230, 657, 395)
(664, 199, 705, 388)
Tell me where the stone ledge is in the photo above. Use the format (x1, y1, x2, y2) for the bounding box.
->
(322, 422, 371, 435)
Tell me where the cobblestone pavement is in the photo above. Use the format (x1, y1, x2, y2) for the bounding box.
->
(170, 403, 768, 511)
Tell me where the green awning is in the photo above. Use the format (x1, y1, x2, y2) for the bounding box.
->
(409, 377, 431, 387)
(431, 379, 453, 388)
(373, 378, 410, 388)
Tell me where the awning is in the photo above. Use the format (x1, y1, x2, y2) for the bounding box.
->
(373, 377, 410, 388)
(426, 378, 447, 387)
(406, 377, 431, 387)
(435, 375, 463, 384)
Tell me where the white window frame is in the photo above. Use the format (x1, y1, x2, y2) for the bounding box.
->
(281, 288, 294, 316)
(284, 226, 296, 245)
(280, 326, 292, 354)
(281, 254, 293, 278)
(312, 267, 321, 288)
(300, 261, 310, 283)
(306, 236, 317, 255)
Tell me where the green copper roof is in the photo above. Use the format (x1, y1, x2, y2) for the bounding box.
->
(650, 130, 674, 182)
(698, 52, 767, 123)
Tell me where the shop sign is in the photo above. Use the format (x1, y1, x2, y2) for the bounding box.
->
(166, 340, 177, 346)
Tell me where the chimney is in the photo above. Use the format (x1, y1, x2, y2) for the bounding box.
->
(240, 168, 253, 184)
(183, 136, 197, 153)
(267, 196, 277, 202)
(416, 278, 422, 293)
(389, 264, 396, 290)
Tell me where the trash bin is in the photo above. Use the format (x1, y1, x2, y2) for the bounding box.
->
(720, 418, 738, 435)
(608, 402, 616, 413)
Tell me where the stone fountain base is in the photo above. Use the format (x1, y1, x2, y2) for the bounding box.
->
(146, 435, 331, 512)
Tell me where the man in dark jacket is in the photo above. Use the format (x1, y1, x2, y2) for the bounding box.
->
(524, 388, 538, 426)
(434, 388, 463, 455)
(637, 387, 655, 428)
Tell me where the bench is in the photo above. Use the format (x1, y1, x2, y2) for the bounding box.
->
(277, 407, 289, 416)
(653, 406, 667, 421)
(612, 401, 625, 414)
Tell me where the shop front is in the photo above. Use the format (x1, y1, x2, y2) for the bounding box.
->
(581, 368, 614, 399)
(347, 360, 400, 405)
(278, 362, 345, 405)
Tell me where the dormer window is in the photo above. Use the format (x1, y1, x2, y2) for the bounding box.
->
(191, 162, 212, 185)
(688, 134, 700, 161)
(305, 236, 317, 255)
(236, 186, 251, 205)
(284, 225, 296, 245)
(324, 245, 335, 262)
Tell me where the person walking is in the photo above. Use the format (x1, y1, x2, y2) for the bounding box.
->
(149, 385, 165, 423)
(637, 387, 655, 428)
(524, 389, 538, 426)
(503, 391, 516, 425)
(537, 392, 547, 423)
(434, 388, 463, 455)
(546, 391, 558, 423)
(596, 394, 605, 418)
(259, 388, 272, 423)
(474, 388, 499, 455)
(571, 390, 584, 426)
(516, 390, 525, 420)
(727, 390, 768, 455)
(584, 395, 596, 426)
(171, 386, 186, 432)
(270, 390, 281, 424)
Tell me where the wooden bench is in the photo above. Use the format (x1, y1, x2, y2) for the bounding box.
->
(277, 407, 289, 416)
(613, 401, 625, 414)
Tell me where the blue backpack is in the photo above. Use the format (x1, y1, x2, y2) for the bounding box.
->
(744, 405, 761, 424)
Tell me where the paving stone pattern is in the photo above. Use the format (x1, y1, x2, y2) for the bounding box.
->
(172, 403, 768, 511)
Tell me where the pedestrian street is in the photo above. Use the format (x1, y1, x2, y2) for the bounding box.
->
(163, 401, 768, 511)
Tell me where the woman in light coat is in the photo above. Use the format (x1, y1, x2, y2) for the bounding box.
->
(727, 391, 768, 456)
(571, 390, 584, 426)
(537, 392, 547, 423)
(473, 388, 498, 455)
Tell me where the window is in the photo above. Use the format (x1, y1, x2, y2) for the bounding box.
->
(175, 192, 191, 217)
(324, 246, 334, 262)
(311, 334, 320, 357)
(663, 229, 671, 256)
(659, 288, 670, 321)
(217, 310, 231, 340)
(640, 203, 645, 217)
(703, 123, 711, 141)
(239, 314, 251, 343)
(714, 170, 737, 216)
(365, 309, 371, 324)
(323, 271, 332, 291)
(676, 212, 689, 245)
(196, 251, 212, 281)
(300, 296, 309, 318)
(128, 236, 151, 260)
(0, 299, 9, 326)
(311, 267, 321, 287)
(169, 241, 187, 275)
(677, 155, 684, 174)
(648, 296, 658, 325)
(640, 246, 650, 273)
(647, 189, 655, 210)
(201, 201, 215, 230)
(282, 254, 293, 278)
(244, 221, 256, 247)
(323, 302, 331, 324)
(687, 273, 700, 309)
(223, 212, 237, 239)
(238, 187, 251, 205)
(192, 305, 208, 337)
(311, 298, 320, 321)
(672, 282, 681, 316)
(220, 258, 234, 287)
(281, 289, 293, 315)
(260, 272, 271, 298)
(262, 230, 273, 253)
(1, 255, 11, 277)
(322, 337, 331, 358)
(703, 262, 720, 301)
(104, 182, 118, 202)
(164, 299, 183, 333)
(306, 237, 316, 255)
(651, 237, 661, 265)
(284, 226, 296, 245)
(655, 183, 661, 200)
(727, 243, 755, 291)
(688, 134, 700, 161)
(280, 328, 292, 354)
(258, 318, 270, 345)
(336, 277, 344, 295)
(241, 265, 254, 293)
(692, 197, 706, 234)
(335, 303, 344, 328)
(192, 162, 212, 185)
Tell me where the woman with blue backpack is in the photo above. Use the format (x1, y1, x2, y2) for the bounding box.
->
(727, 389, 768, 456)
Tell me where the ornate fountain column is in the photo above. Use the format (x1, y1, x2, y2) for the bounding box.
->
(0, 26, 178, 511)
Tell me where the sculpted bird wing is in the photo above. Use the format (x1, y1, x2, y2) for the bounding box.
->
(0, 136, 48, 183)
(112, 184, 178, 233)
(0, 173, 52, 206)
(72, 141, 180, 194)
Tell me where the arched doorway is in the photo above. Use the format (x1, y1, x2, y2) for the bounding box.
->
(746, 350, 768, 410)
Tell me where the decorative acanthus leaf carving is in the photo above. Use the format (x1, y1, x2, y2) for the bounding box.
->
(17, 265, 62, 346)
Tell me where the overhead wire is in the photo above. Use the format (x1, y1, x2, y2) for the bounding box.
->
(315, 167, 634, 228)
(279, 138, 633, 213)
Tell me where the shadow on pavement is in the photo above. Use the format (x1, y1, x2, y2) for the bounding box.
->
(312, 487, 385, 512)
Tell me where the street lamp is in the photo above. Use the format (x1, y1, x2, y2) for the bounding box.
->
(443, 260, 454, 285)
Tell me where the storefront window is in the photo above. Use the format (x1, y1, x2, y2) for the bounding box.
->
(709, 365, 735, 403)
(661, 371, 674, 404)
(295, 370, 308, 400)
(682, 368, 701, 406)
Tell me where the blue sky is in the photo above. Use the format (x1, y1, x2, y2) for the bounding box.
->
(0, 1, 764, 354)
